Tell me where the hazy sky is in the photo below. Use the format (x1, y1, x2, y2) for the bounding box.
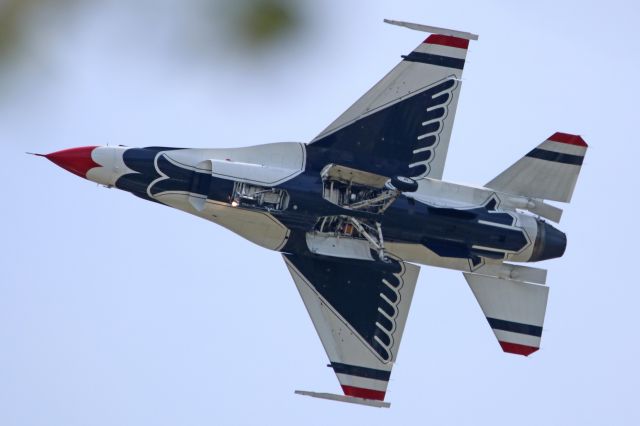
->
(2, 1, 639, 425)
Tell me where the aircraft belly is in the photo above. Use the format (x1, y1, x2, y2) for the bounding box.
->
(154, 192, 290, 251)
(38, 19, 587, 407)
(385, 241, 547, 285)
(386, 241, 477, 270)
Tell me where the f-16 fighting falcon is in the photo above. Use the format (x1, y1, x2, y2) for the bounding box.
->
(36, 20, 587, 408)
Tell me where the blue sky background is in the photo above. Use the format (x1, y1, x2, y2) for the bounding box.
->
(2, 1, 639, 424)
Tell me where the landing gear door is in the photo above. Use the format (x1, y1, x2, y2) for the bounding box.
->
(321, 164, 389, 189)
(306, 233, 374, 261)
(320, 164, 399, 214)
(189, 160, 212, 212)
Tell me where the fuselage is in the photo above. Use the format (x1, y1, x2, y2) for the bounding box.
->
(44, 142, 566, 273)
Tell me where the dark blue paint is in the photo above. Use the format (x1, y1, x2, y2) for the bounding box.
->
(115, 148, 234, 203)
(330, 362, 391, 381)
(284, 253, 403, 361)
(115, 147, 171, 201)
(422, 239, 471, 258)
(402, 52, 466, 70)
(308, 78, 457, 179)
(526, 148, 584, 165)
(487, 317, 543, 337)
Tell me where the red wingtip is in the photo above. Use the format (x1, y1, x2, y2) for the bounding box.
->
(45, 146, 100, 179)
(424, 34, 469, 49)
(548, 132, 588, 147)
(499, 341, 539, 356)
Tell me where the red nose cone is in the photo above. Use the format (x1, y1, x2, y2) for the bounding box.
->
(45, 146, 100, 178)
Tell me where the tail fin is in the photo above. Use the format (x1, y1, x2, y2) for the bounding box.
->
(485, 132, 588, 203)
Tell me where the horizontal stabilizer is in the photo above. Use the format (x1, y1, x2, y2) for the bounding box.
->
(528, 200, 563, 223)
(295, 390, 390, 408)
(486, 132, 588, 203)
(474, 263, 547, 285)
(383, 19, 479, 40)
(464, 273, 549, 356)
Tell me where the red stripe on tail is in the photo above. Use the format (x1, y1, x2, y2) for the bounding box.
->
(499, 341, 539, 356)
(341, 385, 386, 401)
(548, 132, 588, 147)
(424, 34, 469, 49)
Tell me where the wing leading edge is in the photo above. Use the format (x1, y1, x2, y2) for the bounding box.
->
(284, 254, 419, 407)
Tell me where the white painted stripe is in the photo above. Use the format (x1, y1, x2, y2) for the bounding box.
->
(493, 329, 541, 348)
(478, 220, 521, 231)
(413, 146, 435, 154)
(539, 140, 587, 156)
(472, 245, 516, 254)
(377, 306, 394, 322)
(335, 374, 389, 392)
(422, 119, 442, 126)
(417, 132, 435, 140)
(414, 42, 468, 59)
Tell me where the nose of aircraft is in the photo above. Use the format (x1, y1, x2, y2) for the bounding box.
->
(40, 146, 100, 179)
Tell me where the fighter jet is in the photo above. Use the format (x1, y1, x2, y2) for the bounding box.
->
(36, 20, 587, 408)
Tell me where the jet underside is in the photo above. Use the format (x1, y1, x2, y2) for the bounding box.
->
(39, 20, 587, 408)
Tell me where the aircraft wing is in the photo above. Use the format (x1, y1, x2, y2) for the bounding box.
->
(284, 253, 419, 407)
(307, 22, 476, 180)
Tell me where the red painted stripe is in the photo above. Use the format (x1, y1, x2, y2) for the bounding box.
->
(499, 341, 539, 356)
(424, 34, 469, 49)
(548, 132, 588, 147)
(45, 146, 100, 179)
(341, 385, 386, 401)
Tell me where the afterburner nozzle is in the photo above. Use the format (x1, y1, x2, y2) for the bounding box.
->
(530, 221, 567, 262)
